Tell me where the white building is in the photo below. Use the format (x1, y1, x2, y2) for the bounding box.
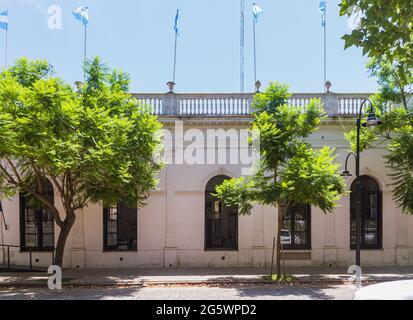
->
(1, 91, 413, 269)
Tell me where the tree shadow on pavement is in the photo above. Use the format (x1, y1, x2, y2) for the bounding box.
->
(0, 287, 143, 300)
(234, 284, 354, 300)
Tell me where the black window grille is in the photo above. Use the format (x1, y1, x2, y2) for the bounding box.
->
(282, 204, 311, 250)
(20, 180, 55, 251)
(350, 176, 382, 249)
(205, 175, 238, 250)
(103, 202, 137, 251)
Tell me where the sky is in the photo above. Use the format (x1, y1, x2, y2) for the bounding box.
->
(0, 0, 378, 94)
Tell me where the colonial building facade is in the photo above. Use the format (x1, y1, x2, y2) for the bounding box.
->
(1, 91, 413, 269)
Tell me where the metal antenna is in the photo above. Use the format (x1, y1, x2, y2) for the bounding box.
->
(240, 0, 245, 94)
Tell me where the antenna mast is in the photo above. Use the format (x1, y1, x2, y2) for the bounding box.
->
(240, 0, 245, 94)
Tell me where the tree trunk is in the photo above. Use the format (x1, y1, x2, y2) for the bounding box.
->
(276, 207, 282, 278)
(54, 212, 76, 267)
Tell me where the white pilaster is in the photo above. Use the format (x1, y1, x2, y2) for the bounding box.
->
(252, 205, 265, 267)
(323, 212, 337, 266)
(164, 164, 177, 267)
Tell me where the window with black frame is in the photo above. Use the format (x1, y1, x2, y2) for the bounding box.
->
(281, 204, 311, 250)
(20, 180, 55, 251)
(103, 202, 137, 251)
(350, 176, 382, 249)
(205, 175, 238, 250)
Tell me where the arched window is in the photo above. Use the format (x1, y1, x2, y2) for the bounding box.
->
(103, 202, 137, 251)
(20, 180, 55, 251)
(205, 175, 238, 250)
(282, 204, 311, 250)
(350, 176, 382, 249)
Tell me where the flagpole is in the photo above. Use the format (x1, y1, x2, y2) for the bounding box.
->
(240, 0, 245, 94)
(84, 25, 87, 83)
(253, 15, 257, 86)
(173, 31, 178, 83)
(323, 5, 327, 89)
(4, 27, 7, 69)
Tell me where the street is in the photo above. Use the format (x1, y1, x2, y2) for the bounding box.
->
(0, 284, 357, 300)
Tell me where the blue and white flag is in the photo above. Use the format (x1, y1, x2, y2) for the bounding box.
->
(73, 6, 89, 26)
(0, 10, 8, 30)
(174, 9, 179, 34)
(319, 0, 327, 28)
(253, 3, 263, 22)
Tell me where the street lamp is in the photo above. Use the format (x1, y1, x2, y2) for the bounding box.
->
(342, 99, 381, 267)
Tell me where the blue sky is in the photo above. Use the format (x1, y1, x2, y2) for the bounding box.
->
(0, 0, 378, 93)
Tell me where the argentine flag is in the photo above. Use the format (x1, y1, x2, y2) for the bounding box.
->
(0, 10, 8, 30)
(174, 9, 179, 35)
(73, 6, 89, 26)
(253, 3, 263, 22)
(319, 0, 327, 28)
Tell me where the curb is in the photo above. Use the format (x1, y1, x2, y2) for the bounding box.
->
(0, 278, 378, 289)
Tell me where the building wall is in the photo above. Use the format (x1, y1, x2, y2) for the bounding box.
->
(1, 120, 413, 269)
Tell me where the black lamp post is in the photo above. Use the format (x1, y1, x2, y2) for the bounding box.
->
(341, 99, 382, 267)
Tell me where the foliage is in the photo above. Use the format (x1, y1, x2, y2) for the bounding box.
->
(387, 128, 413, 214)
(344, 54, 413, 214)
(0, 57, 163, 265)
(340, 0, 413, 68)
(215, 82, 346, 277)
(366, 58, 413, 110)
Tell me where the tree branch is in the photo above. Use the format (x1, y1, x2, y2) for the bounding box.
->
(0, 163, 18, 185)
(5, 157, 22, 184)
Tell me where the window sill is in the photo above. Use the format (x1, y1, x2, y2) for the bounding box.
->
(102, 249, 138, 253)
(281, 251, 312, 261)
(204, 248, 239, 252)
(350, 248, 383, 251)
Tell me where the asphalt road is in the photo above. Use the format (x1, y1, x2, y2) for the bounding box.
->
(0, 284, 357, 300)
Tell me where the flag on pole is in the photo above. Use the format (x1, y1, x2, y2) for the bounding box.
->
(0, 10, 8, 30)
(319, 0, 327, 28)
(174, 9, 179, 35)
(73, 6, 89, 26)
(253, 3, 263, 22)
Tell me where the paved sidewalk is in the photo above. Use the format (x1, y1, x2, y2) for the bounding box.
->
(1, 267, 413, 288)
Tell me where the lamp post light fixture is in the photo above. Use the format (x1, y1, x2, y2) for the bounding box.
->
(342, 99, 382, 267)
(341, 152, 356, 178)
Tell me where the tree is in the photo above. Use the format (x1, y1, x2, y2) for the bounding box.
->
(340, 0, 413, 110)
(344, 57, 413, 214)
(340, 0, 413, 67)
(340, 0, 413, 214)
(215, 83, 346, 278)
(0, 57, 163, 266)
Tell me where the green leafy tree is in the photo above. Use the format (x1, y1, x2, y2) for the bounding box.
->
(340, 0, 413, 110)
(340, 0, 413, 214)
(340, 0, 413, 67)
(345, 57, 413, 214)
(0, 57, 163, 266)
(215, 83, 346, 278)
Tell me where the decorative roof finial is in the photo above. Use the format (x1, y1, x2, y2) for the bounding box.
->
(167, 81, 176, 93)
(325, 81, 332, 93)
(255, 80, 262, 93)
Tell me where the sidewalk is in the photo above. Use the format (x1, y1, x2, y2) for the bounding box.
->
(1, 267, 413, 288)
